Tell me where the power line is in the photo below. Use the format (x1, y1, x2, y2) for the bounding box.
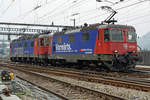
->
(120, 12, 150, 23)
(39, 1, 73, 22)
(52, 0, 125, 24)
(117, 8, 150, 23)
(14, 0, 58, 21)
(39, 0, 88, 22)
(39, 0, 70, 20)
(116, 3, 149, 17)
(53, 0, 129, 23)
(116, 0, 147, 10)
(42, 1, 88, 22)
(75, 0, 131, 21)
(1, 0, 15, 15)
(76, 0, 149, 24)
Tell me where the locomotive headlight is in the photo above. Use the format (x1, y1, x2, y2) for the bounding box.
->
(114, 50, 118, 53)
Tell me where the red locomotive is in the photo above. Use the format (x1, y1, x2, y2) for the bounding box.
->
(10, 8, 141, 72)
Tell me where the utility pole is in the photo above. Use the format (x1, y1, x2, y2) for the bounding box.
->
(71, 19, 76, 27)
(71, 13, 80, 28)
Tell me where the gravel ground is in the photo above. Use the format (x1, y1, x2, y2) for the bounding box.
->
(0, 67, 105, 100)
(15, 78, 62, 100)
(40, 73, 150, 100)
(1, 67, 150, 100)
(0, 69, 62, 100)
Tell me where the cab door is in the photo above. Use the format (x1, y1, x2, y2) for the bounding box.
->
(126, 29, 138, 53)
(94, 29, 104, 54)
(33, 38, 40, 55)
(48, 36, 53, 55)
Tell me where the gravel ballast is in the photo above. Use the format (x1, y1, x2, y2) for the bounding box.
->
(1, 66, 150, 100)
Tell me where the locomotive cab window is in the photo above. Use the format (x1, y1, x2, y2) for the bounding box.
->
(44, 38, 49, 46)
(14, 43, 16, 48)
(24, 42, 27, 48)
(82, 33, 89, 41)
(31, 41, 34, 47)
(111, 29, 123, 41)
(127, 30, 136, 42)
(19, 43, 22, 48)
(68, 34, 74, 43)
(104, 29, 110, 41)
(40, 38, 44, 46)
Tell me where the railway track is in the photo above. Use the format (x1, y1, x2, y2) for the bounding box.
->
(0, 62, 125, 100)
(6, 61, 150, 78)
(1, 61, 150, 93)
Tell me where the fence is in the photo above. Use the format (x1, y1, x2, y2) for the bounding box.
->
(138, 51, 150, 66)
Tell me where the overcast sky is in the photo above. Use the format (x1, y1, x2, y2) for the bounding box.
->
(0, 0, 150, 38)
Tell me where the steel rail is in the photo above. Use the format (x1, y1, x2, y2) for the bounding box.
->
(1, 61, 150, 92)
(10, 63, 150, 92)
(17, 76, 68, 100)
(1, 65, 126, 100)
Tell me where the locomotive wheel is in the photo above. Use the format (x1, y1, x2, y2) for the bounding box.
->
(103, 61, 126, 72)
